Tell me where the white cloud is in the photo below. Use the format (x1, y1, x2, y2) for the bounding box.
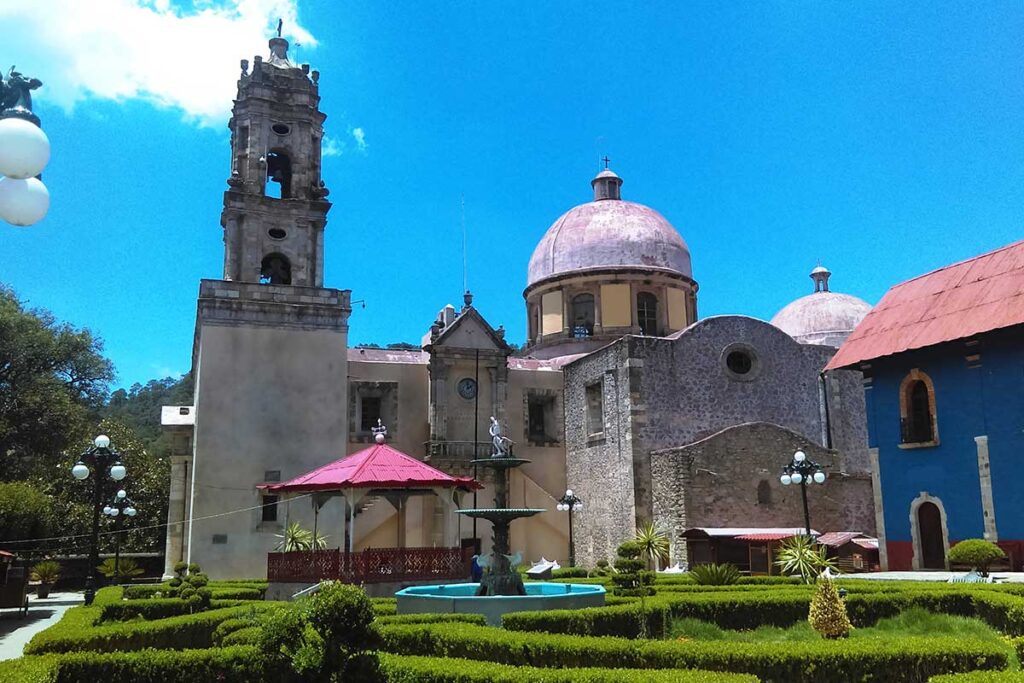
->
(321, 135, 343, 158)
(0, 0, 318, 126)
(351, 126, 367, 151)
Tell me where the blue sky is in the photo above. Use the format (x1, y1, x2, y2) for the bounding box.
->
(2, 1, 1023, 389)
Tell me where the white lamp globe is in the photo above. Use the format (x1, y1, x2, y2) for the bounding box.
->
(793, 451, 807, 463)
(813, 471, 826, 484)
(0, 176, 49, 226)
(780, 474, 792, 486)
(110, 463, 127, 481)
(791, 472, 803, 485)
(125, 507, 137, 517)
(565, 489, 574, 498)
(110, 508, 119, 516)
(103, 506, 112, 515)
(556, 503, 565, 511)
(71, 463, 89, 480)
(94, 435, 111, 449)
(574, 502, 582, 511)
(0, 117, 50, 179)
(116, 489, 127, 499)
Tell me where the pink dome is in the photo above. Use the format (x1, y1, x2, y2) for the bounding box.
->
(770, 266, 871, 348)
(527, 189, 692, 288)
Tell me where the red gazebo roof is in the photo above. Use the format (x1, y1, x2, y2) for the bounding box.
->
(263, 441, 479, 493)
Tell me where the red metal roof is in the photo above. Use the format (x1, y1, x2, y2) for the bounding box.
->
(734, 532, 800, 542)
(264, 442, 480, 493)
(826, 240, 1024, 370)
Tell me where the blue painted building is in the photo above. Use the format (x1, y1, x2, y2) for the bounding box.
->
(827, 241, 1024, 570)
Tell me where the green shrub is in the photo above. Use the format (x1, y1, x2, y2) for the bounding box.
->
(221, 626, 262, 647)
(775, 535, 836, 583)
(931, 675, 1024, 682)
(31, 560, 61, 584)
(551, 567, 590, 579)
(52, 646, 259, 682)
(380, 622, 1007, 682)
(0, 481, 53, 542)
(504, 602, 668, 638)
(256, 581, 382, 682)
(689, 563, 740, 586)
(613, 541, 655, 597)
(0, 654, 59, 682)
(100, 599, 191, 622)
(97, 558, 144, 580)
(377, 613, 488, 627)
(379, 653, 758, 682)
(949, 540, 1007, 576)
(371, 597, 398, 616)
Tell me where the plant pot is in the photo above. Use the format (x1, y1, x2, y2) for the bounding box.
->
(36, 583, 52, 599)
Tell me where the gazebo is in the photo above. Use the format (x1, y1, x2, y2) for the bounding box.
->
(262, 424, 479, 587)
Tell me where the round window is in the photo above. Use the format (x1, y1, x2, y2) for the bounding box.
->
(726, 350, 753, 375)
(457, 378, 478, 400)
(268, 228, 287, 240)
(272, 123, 291, 136)
(721, 343, 761, 381)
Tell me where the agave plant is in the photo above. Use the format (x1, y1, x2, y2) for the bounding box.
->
(275, 522, 328, 552)
(634, 522, 670, 570)
(689, 562, 740, 586)
(30, 560, 60, 584)
(97, 558, 144, 580)
(775, 535, 837, 583)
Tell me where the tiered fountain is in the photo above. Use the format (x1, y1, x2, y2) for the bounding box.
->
(395, 418, 605, 625)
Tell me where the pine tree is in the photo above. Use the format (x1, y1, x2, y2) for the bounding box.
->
(808, 577, 852, 639)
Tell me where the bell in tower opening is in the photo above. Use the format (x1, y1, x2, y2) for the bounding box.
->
(220, 30, 331, 288)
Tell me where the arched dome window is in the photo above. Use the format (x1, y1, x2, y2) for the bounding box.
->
(260, 253, 291, 285)
(572, 293, 595, 338)
(637, 292, 658, 335)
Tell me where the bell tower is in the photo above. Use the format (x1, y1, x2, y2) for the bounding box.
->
(164, 32, 352, 580)
(221, 34, 331, 287)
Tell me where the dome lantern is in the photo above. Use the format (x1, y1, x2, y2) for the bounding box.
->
(591, 162, 622, 201)
(811, 265, 831, 293)
(771, 265, 871, 348)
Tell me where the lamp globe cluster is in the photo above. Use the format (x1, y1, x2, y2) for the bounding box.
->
(780, 450, 826, 486)
(0, 117, 50, 226)
(556, 489, 582, 512)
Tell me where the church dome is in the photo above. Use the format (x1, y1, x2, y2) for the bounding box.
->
(771, 265, 871, 348)
(526, 168, 692, 288)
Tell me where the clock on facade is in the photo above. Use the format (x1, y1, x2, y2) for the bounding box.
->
(457, 377, 478, 400)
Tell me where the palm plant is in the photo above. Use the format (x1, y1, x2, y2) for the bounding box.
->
(275, 522, 328, 552)
(774, 535, 837, 583)
(634, 521, 670, 570)
(97, 557, 144, 581)
(689, 562, 740, 585)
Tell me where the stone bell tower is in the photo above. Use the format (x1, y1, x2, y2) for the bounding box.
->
(163, 33, 351, 580)
(221, 34, 330, 287)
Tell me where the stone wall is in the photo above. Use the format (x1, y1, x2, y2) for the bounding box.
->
(651, 422, 876, 564)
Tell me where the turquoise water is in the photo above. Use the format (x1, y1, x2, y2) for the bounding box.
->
(397, 582, 603, 598)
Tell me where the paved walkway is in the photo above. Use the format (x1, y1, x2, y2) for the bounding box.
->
(0, 592, 83, 661)
(848, 571, 1024, 583)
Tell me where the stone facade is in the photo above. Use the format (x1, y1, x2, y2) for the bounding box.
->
(564, 315, 873, 567)
(650, 422, 875, 563)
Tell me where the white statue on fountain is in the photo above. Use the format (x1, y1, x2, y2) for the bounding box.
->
(489, 416, 513, 457)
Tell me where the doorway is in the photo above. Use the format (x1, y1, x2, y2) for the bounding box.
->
(917, 501, 946, 569)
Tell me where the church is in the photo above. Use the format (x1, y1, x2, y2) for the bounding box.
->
(162, 35, 877, 579)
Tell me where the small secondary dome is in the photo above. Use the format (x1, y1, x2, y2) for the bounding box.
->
(526, 167, 692, 287)
(771, 265, 871, 348)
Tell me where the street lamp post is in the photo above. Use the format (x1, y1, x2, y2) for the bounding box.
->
(0, 67, 51, 227)
(556, 489, 583, 567)
(780, 450, 826, 538)
(103, 489, 137, 582)
(71, 435, 127, 605)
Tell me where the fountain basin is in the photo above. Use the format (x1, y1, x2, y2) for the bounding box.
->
(457, 508, 545, 523)
(395, 582, 605, 626)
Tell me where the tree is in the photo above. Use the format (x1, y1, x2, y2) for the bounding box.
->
(0, 482, 53, 541)
(0, 284, 113, 477)
(634, 521, 669, 570)
(808, 576, 852, 639)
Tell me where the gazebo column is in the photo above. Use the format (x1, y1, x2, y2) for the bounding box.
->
(345, 489, 367, 554)
(432, 487, 459, 547)
(384, 493, 411, 548)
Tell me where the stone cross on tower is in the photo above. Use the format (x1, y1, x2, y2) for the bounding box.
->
(601, 155, 611, 169)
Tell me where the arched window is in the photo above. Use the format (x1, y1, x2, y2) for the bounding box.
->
(265, 150, 292, 199)
(571, 293, 595, 338)
(900, 370, 937, 444)
(260, 253, 291, 285)
(756, 479, 772, 505)
(637, 292, 658, 335)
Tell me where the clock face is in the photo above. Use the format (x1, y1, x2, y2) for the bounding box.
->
(457, 378, 478, 400)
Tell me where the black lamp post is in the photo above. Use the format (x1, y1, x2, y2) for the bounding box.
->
(780, 450, 826, 538)
(103, 489, 137, 582)
(556, 489, 583, 567)
(71, 435, 127, 605)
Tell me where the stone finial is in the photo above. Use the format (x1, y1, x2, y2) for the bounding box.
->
(240, 59, 249, 77)
(496, 324, 505, 340)
(463, 290, 474, 310)
(372, 419, 388, 443)
(811, 264, 831, 293)
(311, 70, 320, 84)
(268, 36, 291, 67)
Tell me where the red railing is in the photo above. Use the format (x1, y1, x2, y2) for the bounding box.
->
(267, 547, 467, 584)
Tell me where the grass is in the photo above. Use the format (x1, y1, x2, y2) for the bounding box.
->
(671, 608, 1017, 666)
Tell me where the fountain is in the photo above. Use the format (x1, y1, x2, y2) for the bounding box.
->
(395, 417, 605, 625)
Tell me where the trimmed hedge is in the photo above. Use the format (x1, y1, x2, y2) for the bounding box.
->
(220, 626, 261, 647)
(26, 604, 272, 654)
(379, 653, 758, 682)
(55, 647, 258, 683)
(380, 622, 1008, 683)
(122, 583, 266, 601)
(931, 675, 1024, 682)
(0, 654, 59, 682)
(377, 613, 489, 627)
(504, 602, 669, 638)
